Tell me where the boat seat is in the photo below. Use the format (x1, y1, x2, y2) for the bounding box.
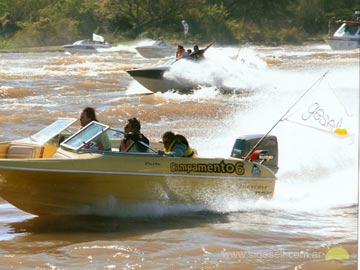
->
(7, 145, 35, 159)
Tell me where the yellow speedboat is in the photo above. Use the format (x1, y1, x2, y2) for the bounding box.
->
(0, 120, 278, 216)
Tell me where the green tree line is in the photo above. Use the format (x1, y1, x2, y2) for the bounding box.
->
(0, 0, 359, 49)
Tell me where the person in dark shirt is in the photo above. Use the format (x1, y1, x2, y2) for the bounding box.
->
(190, 40, 215, 61)
(119, 118, 149, 152)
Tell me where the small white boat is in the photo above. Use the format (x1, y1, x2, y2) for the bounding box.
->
(326, 11, 360, 50)
(135, 39, 176, 58)
(63, 33, 110, 54)
(0, 120, 278, 216)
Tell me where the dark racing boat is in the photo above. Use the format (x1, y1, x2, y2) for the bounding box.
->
(126, 59, 198, 93)
(126, 58, 239, 94)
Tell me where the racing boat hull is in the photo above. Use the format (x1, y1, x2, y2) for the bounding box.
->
(135, 46, 175, 58)
(126, 65, 195, 93)
(0, 152, 276, 216)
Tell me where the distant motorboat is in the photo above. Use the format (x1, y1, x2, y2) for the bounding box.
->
(135, 39, 176, 58)
(325, 11, 360, 51)
(63, 33, 110, 54)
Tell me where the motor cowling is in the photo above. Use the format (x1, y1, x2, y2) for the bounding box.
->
(231, 134, 279, 173)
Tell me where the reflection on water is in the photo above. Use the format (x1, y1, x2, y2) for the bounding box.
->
(0, 205, 357, 269)
(8, 212, 230, 236)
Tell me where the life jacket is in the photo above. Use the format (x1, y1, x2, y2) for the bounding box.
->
(184, 145, 196, 157)
(167, 134, 196, 157)
(191, 50, 205, 61)
(176, 48, 185, 59)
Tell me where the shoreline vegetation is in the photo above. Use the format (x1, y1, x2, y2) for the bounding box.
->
(0, 1, 358, 51)
(0, 38, 327, 54)
(0, 46, 64, 53)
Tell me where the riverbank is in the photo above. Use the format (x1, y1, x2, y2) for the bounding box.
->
(0, 45, 65, 53)
(0, 36, 328, 54)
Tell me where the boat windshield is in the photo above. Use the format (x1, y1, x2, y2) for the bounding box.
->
(30, 118, 77, 144)
(61, 121, 109, 151)
(335, 23, 360, 36)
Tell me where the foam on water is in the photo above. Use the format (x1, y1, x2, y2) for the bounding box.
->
(144, 50, 358, 215)
(163, 47, 268, 92)
(125, 81, 154, 95)
(197, 64, 358, 213)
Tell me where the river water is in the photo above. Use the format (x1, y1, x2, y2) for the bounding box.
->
(0, 42, 358, 269)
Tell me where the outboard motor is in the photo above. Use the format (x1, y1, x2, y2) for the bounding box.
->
(231, 134, 279, 173)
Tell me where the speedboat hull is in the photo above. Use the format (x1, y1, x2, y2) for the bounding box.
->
(63, 45, 100, 54)
(135, 39, 175, 58)
(0, 153, 276, 216)
(135, 46, 175, 58)
(126, 65, 195, 93)
(126, 58, 241, 94)
(0, 121, 278, 216)
(325, 37, 360, 50)
(63, 39, 110, 54)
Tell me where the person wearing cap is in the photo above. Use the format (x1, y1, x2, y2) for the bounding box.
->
(119, 118, 149, 152)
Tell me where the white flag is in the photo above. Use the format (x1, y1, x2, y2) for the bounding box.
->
(182, 20, 189, 37)
(92, 33, 104, 42)
(283, 83, 351, 136)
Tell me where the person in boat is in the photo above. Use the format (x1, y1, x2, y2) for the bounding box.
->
(190, 40, 215, 61)
(157, 36, 166, 46)
(328, 17, 337, 37)
(158, 131, 196, 157)
(80, 107, 111, 151)
(119, 118, 149, 152)
(176, 45, 188, 60)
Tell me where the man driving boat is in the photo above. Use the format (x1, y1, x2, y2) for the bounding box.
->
(80, 107, 111, 151)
